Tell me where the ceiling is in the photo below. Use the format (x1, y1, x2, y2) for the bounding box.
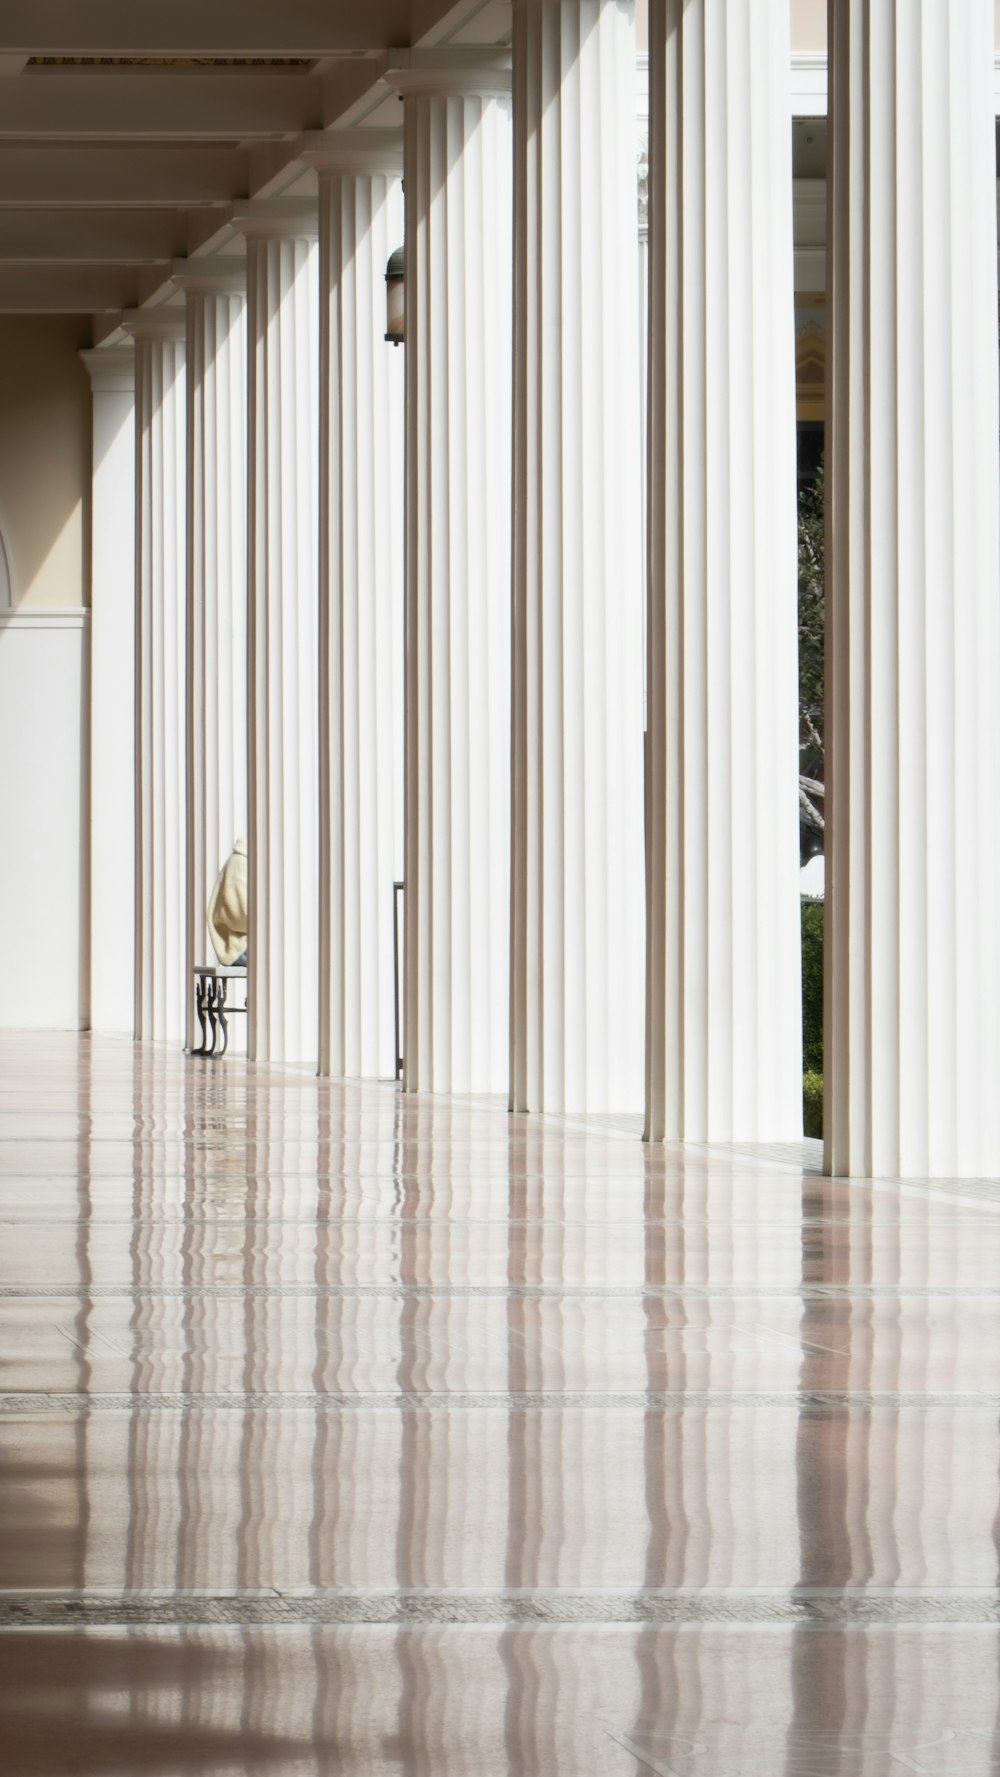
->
(0, 0, 514, 338)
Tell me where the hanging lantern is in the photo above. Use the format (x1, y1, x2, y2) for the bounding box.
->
(385, 245, 405, 345)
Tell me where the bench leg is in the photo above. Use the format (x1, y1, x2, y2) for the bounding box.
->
(213, 978, 230, 1059)
(192, 974, 212, 1057)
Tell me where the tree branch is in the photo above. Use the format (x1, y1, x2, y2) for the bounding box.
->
(799, 784, 826, 831)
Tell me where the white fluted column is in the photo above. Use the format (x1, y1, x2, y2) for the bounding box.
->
(234, 203, 320, 1070)
(826, 0, 1000, 1178)
(510, 0, 644, 1114)
(307, 134, 404, 1081)
(644, 1, 801, 1143)
(387, 57, 513, 1096)
(80, 345, 136, 1035)
(174, 261, 248, 1051)
(637, 93, 649, 667)
(121, 310, 187, 1046)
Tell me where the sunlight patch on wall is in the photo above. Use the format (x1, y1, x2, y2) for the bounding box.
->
(11, 500, 85, 611)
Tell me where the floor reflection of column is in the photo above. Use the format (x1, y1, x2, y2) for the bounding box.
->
(72, 1041, 95, 1592)
(501, 1116, 544, 1777)
(994, 1222, 1000, 1762)
(310, 1084, 338, 1586)
(175, 1058, 202, 1752)
(628, 1144, 678, 1769)
(391, 1092, 472, 1775)
(308, 1078, 386, 1756)
(786, 1165, 877, 1774)
(886, 1185, 930, 1763)
(123, 1044, 186, 1747)
(852, 1176, 901, 1774)
(239, 1068, 320, 1750)
(176, 1061, 207, 1593)
(125, 1046, 178, 1598)
(656, 1152, 710, 1765)
(629, 1144, 675, 1766)
(124, 1047, 147, 1606)
(500, 1117, 573, 1775)
(393, 1094, 430, 1774)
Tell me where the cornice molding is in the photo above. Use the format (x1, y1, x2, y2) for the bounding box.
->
(300, 127, 403, 177)
(0, 608, 89, 630)
(79, 345, 135, 393)
(119, 306, 186, 342)
(171, 256, 246, 296)
(379, 47, 511, 99)
(230, 198, 319, 242)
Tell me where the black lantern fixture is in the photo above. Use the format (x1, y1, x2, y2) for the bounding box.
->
(385, 245, 405, 345)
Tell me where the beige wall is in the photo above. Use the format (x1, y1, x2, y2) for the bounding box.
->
(791, 1, 1000, 51)
(0, 316, 90, 610)
(791, 0, 825, 53)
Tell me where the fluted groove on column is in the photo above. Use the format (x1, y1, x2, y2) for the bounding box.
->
(236, 204, 320, 1070)
(510, 0, 644, 1115)
(311, 142, 404, 1080)
(644, 0, 801, 1144)
(388, 66, 513, 1096)
(826, 0, 1000, 1177)
(176, 264, 248, 1052)
(80, 346, 136, 1036)
(122, 311, 187, 1046)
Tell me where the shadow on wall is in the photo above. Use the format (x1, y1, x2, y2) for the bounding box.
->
(0, 315, 91, 609)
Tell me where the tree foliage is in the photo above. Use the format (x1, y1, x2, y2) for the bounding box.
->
(798, 459, 825, 843)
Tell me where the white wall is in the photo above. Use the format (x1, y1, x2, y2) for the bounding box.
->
(0, 611, 87, 1027)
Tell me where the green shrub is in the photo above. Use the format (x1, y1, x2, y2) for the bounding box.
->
(803, 1070, 824, 1139)
(801, 899, 824, 1075)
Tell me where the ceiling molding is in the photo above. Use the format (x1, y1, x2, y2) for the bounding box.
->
(0, 266, 142, 310)
(0, 71, 324, 139)
(0, 209, 185, 264)
(0, 145, 248, 207)
(0, 0, 412, 59)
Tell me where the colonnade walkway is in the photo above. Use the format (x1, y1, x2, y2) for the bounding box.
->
(1, 1033, 999, 1771)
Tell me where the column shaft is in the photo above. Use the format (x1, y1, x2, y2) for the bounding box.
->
(317, 165, 404, 1080)
(826, 0, 1000, 1176)
(399, 82, 513, 1096)
(510, 0, 644, 1114)
(81, 347, 136, 1035)
(128, 316, 187, 1045)
(182, 273, 248, 1048)
(644, 1, 802, 1142)
(242, 215, 320, 1069)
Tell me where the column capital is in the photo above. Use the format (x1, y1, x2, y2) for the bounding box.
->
(119, 306, 186, 343)
(379, 47, 511, 98)
(79, 344, 135, 393)
(300, 128, 403, 177)
(171, 255, 246, 296)
(231, 198, 319, 243)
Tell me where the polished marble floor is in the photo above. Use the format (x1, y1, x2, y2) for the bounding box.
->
(3, 1034, 1000, 1772)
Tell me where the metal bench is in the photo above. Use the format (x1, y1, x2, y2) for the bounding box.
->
(191, 964, 247, 1059)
